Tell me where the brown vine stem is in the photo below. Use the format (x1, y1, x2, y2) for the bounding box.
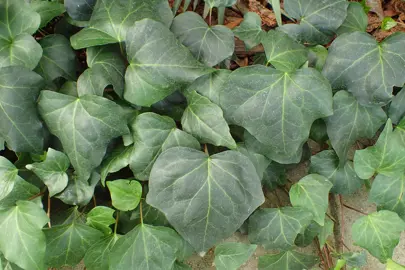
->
(47, 194, 51, 228)
(28, 188, 47, 201)
(114, 212, 120, 235)
(339, 195, 345, 254)
(140, 199, 144, 224)
(314, 238, 327, 270)
(92, 195, 97, 207)
(204, 144, 209, 154)
(342, 203, 368, 215)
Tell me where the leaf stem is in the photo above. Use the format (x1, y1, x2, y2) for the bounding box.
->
(114, 211, 120, 235)
(204, 144, 209, 154)
(140, 199, 143, 224)
(47, 194, 51, 228)
(28, 187, 47, 201)
(92, 195, 97, 207)
(209, 8, 212, 26)
(314, 238, 327, 270)
(342, 203, 368, 215)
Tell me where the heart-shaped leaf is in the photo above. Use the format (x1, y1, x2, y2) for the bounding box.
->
(147, 147, 265, 251)
(86, 206, 116, 235)
(83, 234, 120, 270)
(258, 251, 319, 270)
(30, 0, 65, 28)
(336, 2, 368, 35)
(107, 180, 142, 211)
(214, 242, 256, 270)
(233, 12, 263, 50)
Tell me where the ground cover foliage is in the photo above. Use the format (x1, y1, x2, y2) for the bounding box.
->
(0, 0, 405, 269)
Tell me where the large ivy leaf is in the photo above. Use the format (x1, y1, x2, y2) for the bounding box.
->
(389, 86, 405, 124)
(129, 112, 200, 180)
(26, 148, 70, 197)
(323, 32, 405, 106)
(214, 242, 256, 270)
(278, 0, 348, 45)
(65, 0, 96, 21)
(0, 0, 42, 69)
(0, 66, 45, 153)
(354, 119, 405, 179)
(109, 224, 183, 270)
(30, 0, 65, 28)
(44, 221, 103, 268)
(219, 66, 333, 164)
(83, 234, 119, 270)
(171, 12, 234, 67)
(56, 172, 100, 206)
(258, 251, 319, 270)
(100, 145, 131, 186)
(86, 206, 116, 235)
(0, 201, 49, 270)
(261, 30, 308, 72)
(310, 150, 363, 195)
(124, 19, 213, 107)
(233, 12, 263, 50)
(289, 174, 333, 225)
(34, 34, 76, 81)
(248, 207, 313, 250)
(182, 91, 236, 149)
(336, 2, 368, 35)
(325, 91, 386, 163)
(107, 180, 142, 211)
(38, 91, 129, 181)
(77, 45, 126, 97)
(70, 0, 173, 49)
(352, 210, 405, 263)
(147, 147, 265, 251)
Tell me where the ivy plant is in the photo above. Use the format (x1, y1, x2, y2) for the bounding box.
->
(1, 0, 405, 269)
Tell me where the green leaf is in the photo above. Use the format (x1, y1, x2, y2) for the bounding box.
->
(352, 210, 405, 263)
(382, 17, 398, 31)
(261, 30, 308, 72)
(336, 2, 368, 35)
(100, 145, 131, 186)
(0, 0, 42, 69)
(34, 34, 76, 81)
(354, 119, 405, 179)
(389, 86, 405, 124)
(107, 180, 142, 211)
(70, 0, 173, 49)
(308, 45, 328, 72)
(182, 91, 236, 149)
(219, 66, 333, 164)
(295, 221, 321, 247)
(289, 174, 333, 225)
(109, 224, 183, 270)
(323, 32, 405, 106)
(262, 162, 287, 190)
(0, 252, 23, 270)
(214, 242, 256, 270)
(172, 261, 192, 270)
(387, 259, 405, 270)
(86, 206, 116, 235)
(0, 177, 39, 210)
(60, 81, 79, 97)
(0, 66, 45, 152)
(248, 207, 313, 250)
(0, 157, 23, 201)
(44, 221, 103, 268)
(64, 0, 96, 21)
(341, 251, 367, 267)
(124, 19, 213, 107)
(171, 12, 234, 67)
(129, 112, 200, 180)
(128, 201, 170, 228)
(26, 148, 70, 197)
(325, 91, 387, 163)
(83, 234, 120, 270)
(30, 0, 65, 28)
(279, 0, 348, 45)
(258, 251, 319, 270)
(77, 45, 126, 97)
(310, 150, 364, 195)
(56, 172, 100, 206)
(233, 12, 263, 50)
(236, 143, 270, 180)
(0, 201, 48, 270)
(147, 147, 265, 251)
(204, 0, 236, 8)
(38, 91, 129, 181)
(318, 218, 333, 248)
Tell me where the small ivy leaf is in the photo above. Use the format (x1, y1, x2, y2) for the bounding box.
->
(109, 224, 183, 270)
(370, 173, 405, 220)
(124, 19, 213, 107)
(171, 12, 234, 67)
(38, 91, 130, 181)
(0, 67, 45, 153)
(52, 206, 86, 226)
(55, 172, 100, 206)
(214, 242, 256, 270)
(341, 251, 367, 268)
(0, 201, 49, 270)
(0, 157, 24, 201)
(352, 210, 405, 263)
(258, 250, 319, 270)
(70, 0, 173, 49)
(309, 119, 328, 144)
(318, 218, 333, 248)
(354, 119, 405, 179)
(381, 17, 398, 31)
(59, 81, 79, 97)
(323, 32, 405, 106)
(129, 112, 200, 180)
(64, 0, 96, 21)
(387, 259, 405, 270)
(248, 207, 313, 250)
(278, 0, 348, 45)
(83, 234, 120, 270)
(325, 91, 387, 163)
(147, 147, 265, 251)
(127, 202, 170, 230)
(182, 91, 236, 149)
(44, 221, 103, 268)
(26, 148, 70, 197)
(30, 1, 65, 28)
(233, 12, 263, 50)
(100, 145, 131, 186)
(310, 150, 364, 195)
(261, 30, 308, 72)
(336, 2, 368, 35)
(86, 206, 116, 235)
(389, 86, 405, 124)
(219, 66, 333, 164)
(289, 174, 333, 225)
(308, 46, 328, 72)
(262, 162, 287, 191)
(295, 221, 321, 247)
(236, 143, 270, 180)
(77, 45, 126, 97)
(107, 180, 142, 212)
(0, 177, 39, 211)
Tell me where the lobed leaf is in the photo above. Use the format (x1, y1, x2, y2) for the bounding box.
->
(214, 242, 256, 270)
(86, 206, 116, 235)
(258, 251, 319, 270)
(336, 2, 368, 35)
(233, 12, 263, 50)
